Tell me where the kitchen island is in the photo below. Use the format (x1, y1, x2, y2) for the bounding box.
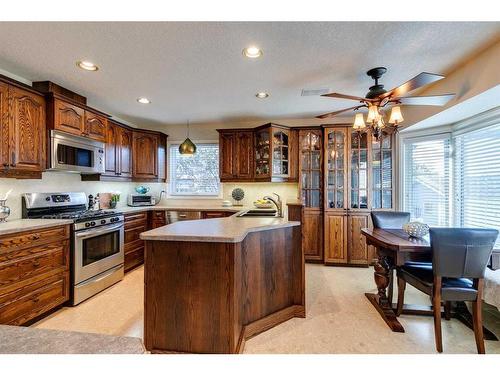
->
(140, 216, 304, 354)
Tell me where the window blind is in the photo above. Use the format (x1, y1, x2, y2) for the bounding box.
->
(403, 136, 451, 226)
(454, 123, 500, 247)
(169, 143, 220, 196)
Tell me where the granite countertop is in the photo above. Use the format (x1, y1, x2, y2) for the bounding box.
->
(0, 325, 145, 354)
(140, 216, 300, 243)
(0, 219, 74, 236)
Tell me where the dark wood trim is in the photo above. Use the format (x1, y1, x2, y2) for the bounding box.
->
(0, 74, 44, 97)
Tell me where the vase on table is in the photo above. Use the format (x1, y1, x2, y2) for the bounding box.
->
(0, 200, 11, 222)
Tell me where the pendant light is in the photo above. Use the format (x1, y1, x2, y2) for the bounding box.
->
(179, 120, 196, 156)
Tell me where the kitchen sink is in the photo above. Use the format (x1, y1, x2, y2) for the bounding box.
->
(236, 209, 278, 217)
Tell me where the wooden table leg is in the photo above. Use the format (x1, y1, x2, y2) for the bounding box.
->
(365, 253, 405, 332)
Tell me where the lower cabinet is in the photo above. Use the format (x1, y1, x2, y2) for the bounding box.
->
(324, 211, 373, 266)
(0, 225, 70, 325)
(151, 211, 166, 228)
(124, 212, 148, 272)
(201, 211, 234, 219)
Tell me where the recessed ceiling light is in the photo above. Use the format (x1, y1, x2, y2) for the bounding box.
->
(255, 92, 269, 99)
(77, 60, 98, 71)
(243, 46, 263, 58)
(137, 97, 151, 104)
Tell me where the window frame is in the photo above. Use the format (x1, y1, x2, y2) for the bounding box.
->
(167, 140, 222, 199)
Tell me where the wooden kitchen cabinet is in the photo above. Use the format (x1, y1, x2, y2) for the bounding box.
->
(84, 110, 107, 142)
(124, 212, 148, 272)
(151, 211, 166, 228)
(102, 120, 133, 179)
(133, 131, 158, 180)
(53, 98, 85, 136)
(0, 78, 46, 179)
(217, 129, 254, 181)
(323, 125, 394, 266)
(0, 225, 70, 325)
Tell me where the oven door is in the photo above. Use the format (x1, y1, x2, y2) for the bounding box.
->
(51, 130, 105, 174)
(74, 223, 124, 284)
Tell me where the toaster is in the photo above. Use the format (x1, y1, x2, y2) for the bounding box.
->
(127, 194, 157, 206)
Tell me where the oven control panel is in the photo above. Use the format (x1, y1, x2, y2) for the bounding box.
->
(74, 215, 124, 231)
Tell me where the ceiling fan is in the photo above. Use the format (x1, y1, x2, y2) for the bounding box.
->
(316, 67, 455, 138)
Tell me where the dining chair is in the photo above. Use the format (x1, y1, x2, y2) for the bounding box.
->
(370, 211, 412, 304)
(395, 228, 498, 353)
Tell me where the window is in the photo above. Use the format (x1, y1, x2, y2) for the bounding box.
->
(454, 123, 500, 247)
(168, 143, 220, 196)
(402, 135, 451, 226)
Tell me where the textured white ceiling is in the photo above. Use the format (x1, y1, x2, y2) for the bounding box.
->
(0, 22, 497, 127)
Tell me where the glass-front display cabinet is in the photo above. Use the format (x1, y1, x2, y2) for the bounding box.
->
(299, 129, 322, 208)
(371, 134, 393, 209)
(325, 127, 347, 210)
(349, 129, 369, 209)
(254, 123, 291, 181)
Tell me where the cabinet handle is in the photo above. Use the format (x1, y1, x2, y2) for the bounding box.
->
(31, 234, 41, 240)
(33, 260, 41, 268)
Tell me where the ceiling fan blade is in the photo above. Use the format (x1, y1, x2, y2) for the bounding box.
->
(392, 94, 455, 106)
(321, 92, 372, 102)
(381, 72, 446, 99)
(316, 105, 365, 119)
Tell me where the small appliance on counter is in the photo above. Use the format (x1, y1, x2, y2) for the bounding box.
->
(127, 194, 157, 206)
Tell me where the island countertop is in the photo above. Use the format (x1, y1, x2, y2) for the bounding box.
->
(140, 216, 300, 243)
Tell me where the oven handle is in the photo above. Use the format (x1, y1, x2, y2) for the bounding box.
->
(75, 223, 124, 239)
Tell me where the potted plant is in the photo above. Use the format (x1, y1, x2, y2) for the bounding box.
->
(110, 193, 120, 209)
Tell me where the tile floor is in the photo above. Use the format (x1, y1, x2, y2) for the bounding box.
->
(33, 264, 500, 354)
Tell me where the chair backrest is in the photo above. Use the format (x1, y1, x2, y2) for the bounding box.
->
(371, 211, 410, 229)
(430, 228, 499, 278)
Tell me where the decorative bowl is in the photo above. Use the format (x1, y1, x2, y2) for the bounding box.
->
(254, 201, 274, 209)
(135, 186, 150, 195)
(403, 222, 429, 238)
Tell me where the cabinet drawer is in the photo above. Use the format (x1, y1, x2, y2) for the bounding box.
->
(0, 225, 69, 254)
(0, 242, 69, 290)
(125, 248, 144, 272)
(125, 225, 147, 244)
(201, 211, 233, 219)
(125, 240, 144, 255)
(124, 212, 148, 228)
(0, 272, 69, 325)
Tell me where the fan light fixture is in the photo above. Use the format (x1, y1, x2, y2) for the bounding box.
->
(352, 105, 403, 140)
(179, 120, 196, 156)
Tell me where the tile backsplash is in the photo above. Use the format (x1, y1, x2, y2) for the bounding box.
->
(0, 172, 167, 220)
(0, 173, 299, 221)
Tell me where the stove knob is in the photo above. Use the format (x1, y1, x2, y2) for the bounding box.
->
(101, 219, 106, 224)
(90, 221, 96, 226)
(85, 222, 91, 228)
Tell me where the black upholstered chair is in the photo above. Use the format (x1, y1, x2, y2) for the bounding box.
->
(396, 228, 498, 353)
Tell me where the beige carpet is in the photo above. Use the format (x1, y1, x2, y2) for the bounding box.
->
(33, 264, 500, 354)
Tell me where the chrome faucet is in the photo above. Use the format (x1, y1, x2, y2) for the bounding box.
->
(263, 193, 283, 218)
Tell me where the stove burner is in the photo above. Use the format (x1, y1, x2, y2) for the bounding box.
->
(41, 210, 118, 222)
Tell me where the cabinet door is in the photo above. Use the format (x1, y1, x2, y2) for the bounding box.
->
(324, 212, 347, 264)
(84, 111, 107, 142)
(303, 210, 323, 262)
(235, 131, 253, 180)
(348, 129, 369, 210)
(299, 129, 322, 208)
(53, 99, 85, 136)
(371, 133, 393, 210)
(119, 127, 133, 177)
(347, 214, 369, 265)
(0, 82, 8, 169)
(219, 132, 235, 180)
(133, 131, 158, 179)
(324, 127, 348, 210)
(9, 87, 45, 172)
(271, 128, 290, 178)
(104, 121, 118, 175)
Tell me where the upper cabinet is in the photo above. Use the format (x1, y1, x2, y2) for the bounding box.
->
(102, 120, 133, 179)
(218, 123, 297, 183)
(49, 97, 108, 142)
(0, 80, 46, 179)
(132, 131, 159, 180)
(217, 129, 254, 182)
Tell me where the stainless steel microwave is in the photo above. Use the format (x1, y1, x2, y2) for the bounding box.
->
(50, 130, 105, 174)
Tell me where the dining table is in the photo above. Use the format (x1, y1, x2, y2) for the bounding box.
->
(361, 227, 498, 341)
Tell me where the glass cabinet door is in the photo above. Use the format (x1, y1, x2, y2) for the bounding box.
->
(255, 128, 270, 177)
(272, 128, 290, 177)
(371, 134, 393, 209)
(299, 130, 322, 208)
(325, 128, 346, 209)
(350, 130, 368, 209)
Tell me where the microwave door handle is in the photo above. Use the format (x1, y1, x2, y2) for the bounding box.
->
(75, 223, 123, 239)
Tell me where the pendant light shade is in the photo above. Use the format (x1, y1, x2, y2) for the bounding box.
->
(366, 105, 379, 123)
(388, 106, 404, 125)
(353, 113, 366, 130)
(179, 120, 196, 156)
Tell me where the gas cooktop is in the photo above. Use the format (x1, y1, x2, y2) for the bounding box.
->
(40, 209, 120, 223)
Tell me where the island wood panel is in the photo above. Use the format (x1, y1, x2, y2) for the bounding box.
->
(324, 212, 347, 264)
(143, 225, 304, 354)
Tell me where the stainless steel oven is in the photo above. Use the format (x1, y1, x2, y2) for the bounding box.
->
(73, 216, 124, 305)
(50, 130, 105, 174)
